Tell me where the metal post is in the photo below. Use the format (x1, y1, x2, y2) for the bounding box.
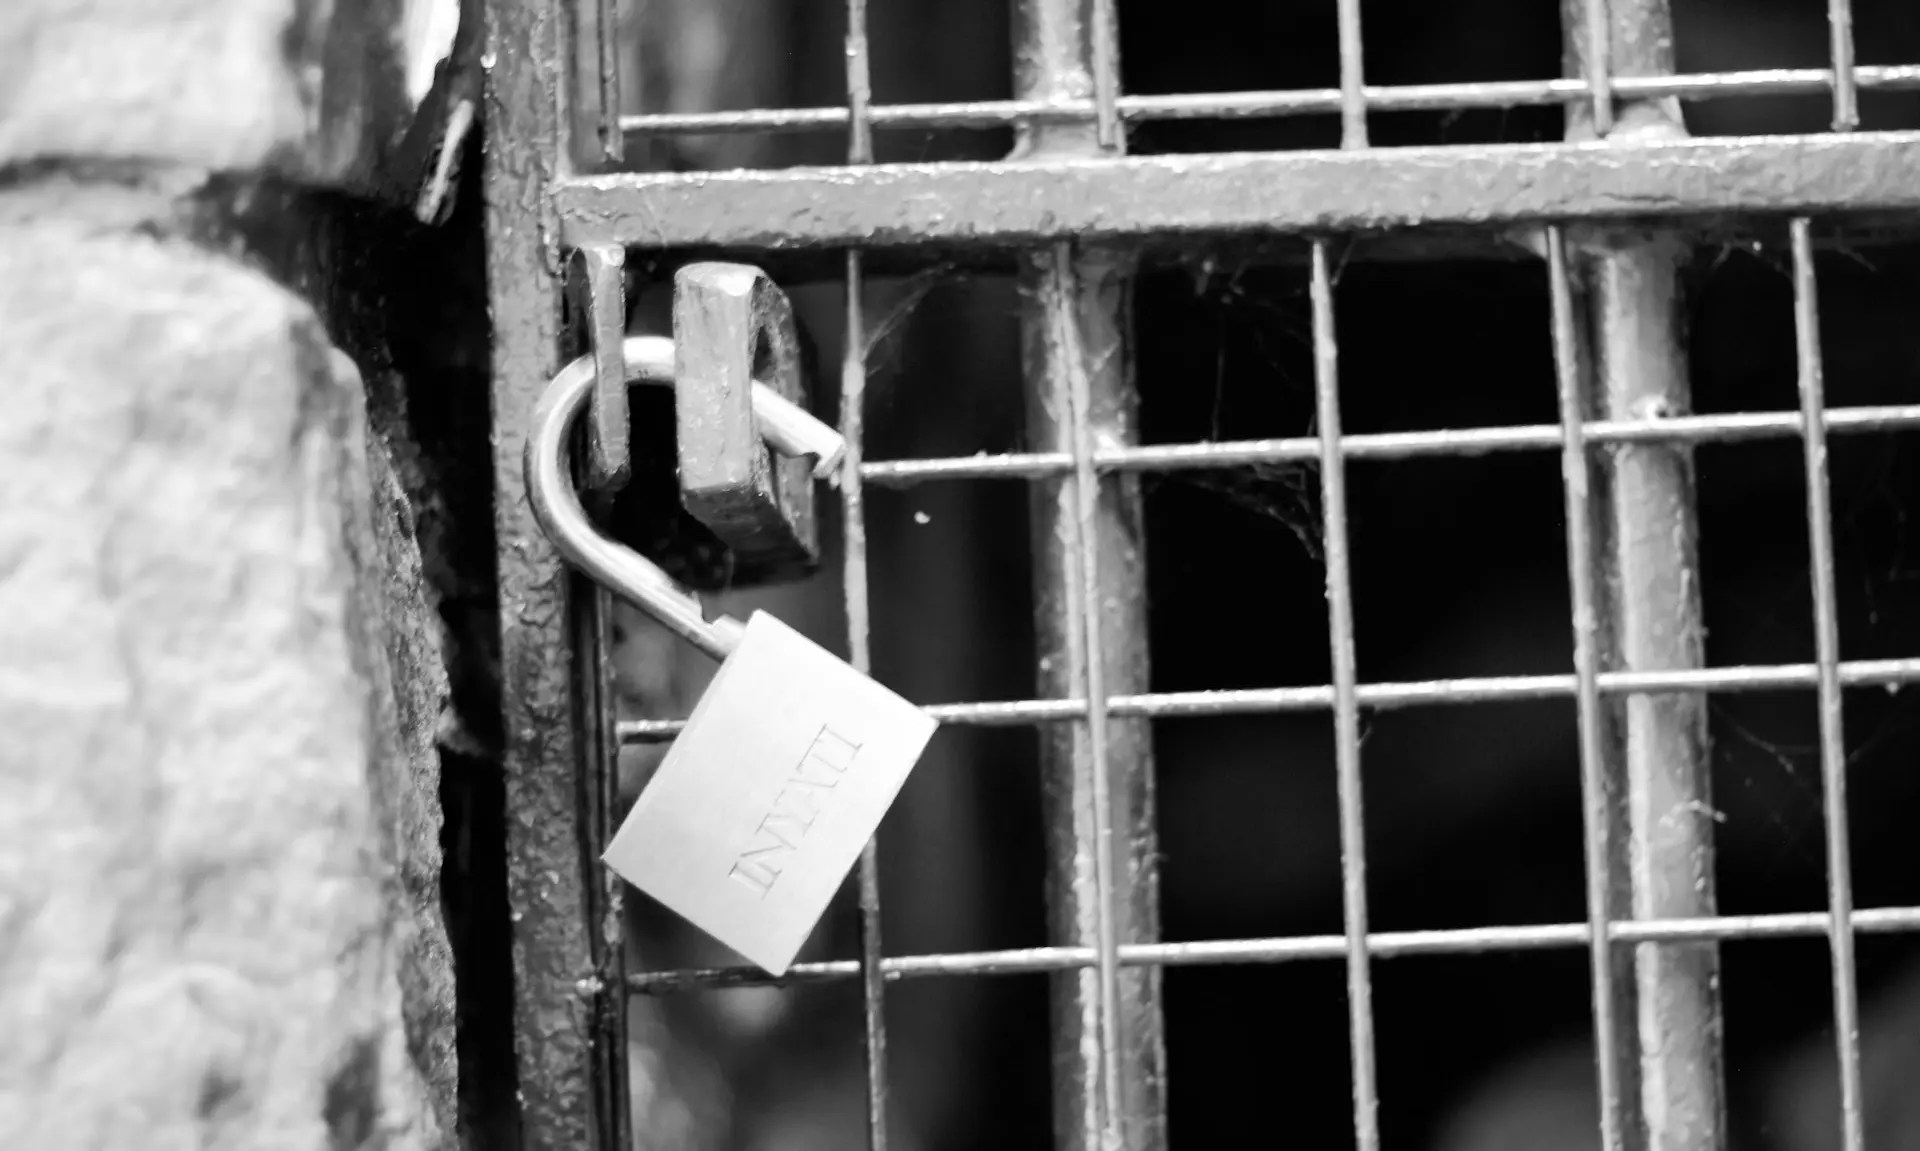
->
(482, 0, 625, 1146)
(1561, 3, 1725, 1151)
(1013, 2, 1166, 1149)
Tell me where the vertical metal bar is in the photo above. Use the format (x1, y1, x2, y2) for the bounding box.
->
(1089, 0, 1123, 151)
(1789, 218, 1866, 1151)
(563, 0, 620, 168)
(1590, 234, 1725, 1151)
(1309, 241, 1379, 1151)
(843, 248, 892, 1151)
(1568, 0, 1690, 143)
(1580, 0, 1614, 137)
(1052, 243, 1128, 1151)
(563, 74, 630, 1151)
(578, 244, 630, 492)
(1014, 3, 1166, 1147)
(1548, 227, 1630, 1151)
(1560, 3, 1724, 1150)
(581, 582, 632, 1151)
(1016, 0, 1119, 158)
(1025, 243, 1163, 1151)
(595, 0, 624, 161)
(1827, 0, 1860, 131)
(847, 0, 875, 166)
(481, 0, 611, 1146)
(842, 4, 889, 1148)
(1333, 0, 1368, 148)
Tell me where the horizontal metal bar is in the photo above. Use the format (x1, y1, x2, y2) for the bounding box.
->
(623, 905, 1920, 993)
(618, 65, 1920, 137)
(620, 656, 1920, 740)
(862, 404, 1920, 485)
(558, 132, 1920, 250)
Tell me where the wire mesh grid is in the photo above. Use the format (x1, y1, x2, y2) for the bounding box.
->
(480, 0, 1920, 1149)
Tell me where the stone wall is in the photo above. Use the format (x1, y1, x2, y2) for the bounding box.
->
(0, 2, 482, 1148)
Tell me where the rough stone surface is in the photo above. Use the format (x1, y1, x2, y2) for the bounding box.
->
(0, 0, 469, 210)
(0, 197, 455, 1150)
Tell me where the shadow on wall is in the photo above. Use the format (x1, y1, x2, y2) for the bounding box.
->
(602, 2, 1920, 1150)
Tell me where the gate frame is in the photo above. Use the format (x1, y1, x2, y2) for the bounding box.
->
(480, 1, 1920, 1148)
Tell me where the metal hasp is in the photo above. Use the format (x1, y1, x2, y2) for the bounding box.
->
(1011, 1, 1167, 1149)
(570, 242, 631, 493)
(1554, 2, 1724, 1150)
(673, 262, 835, 585)
(566, 249, 837, 583)
(520, 333, 847, 658)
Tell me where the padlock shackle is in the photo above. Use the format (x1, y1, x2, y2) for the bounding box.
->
(526, 335, 813, 662)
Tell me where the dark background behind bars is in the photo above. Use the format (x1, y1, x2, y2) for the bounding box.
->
(599, 0, 1920, 1149)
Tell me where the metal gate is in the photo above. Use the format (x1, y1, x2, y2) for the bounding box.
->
(481, 0, 1920, 1148)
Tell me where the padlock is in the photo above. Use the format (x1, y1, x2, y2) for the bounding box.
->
(525, 334, 937, 977)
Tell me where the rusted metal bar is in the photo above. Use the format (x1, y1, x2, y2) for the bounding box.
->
(613, 66, 1920, 138)
(554, 131, 1920, 250)
(480, 0, 615, 1146)
(1561, 2, 1726, 1149)
(1022, 242, 1168, 1146)
(1014, 2, 1166, 1148)
(1789, 217, 1866, 1151)
(841, 3, 892, 1147)
(1047, 241, 1137, 1151)
(1310, 242, 1380, 1151)
(615, 905, 1920, 994)
(1591, 234, 1726, 1151)
(550, 220, 1920, 286)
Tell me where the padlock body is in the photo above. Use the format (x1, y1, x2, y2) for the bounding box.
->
(603, 610, 937, 975)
